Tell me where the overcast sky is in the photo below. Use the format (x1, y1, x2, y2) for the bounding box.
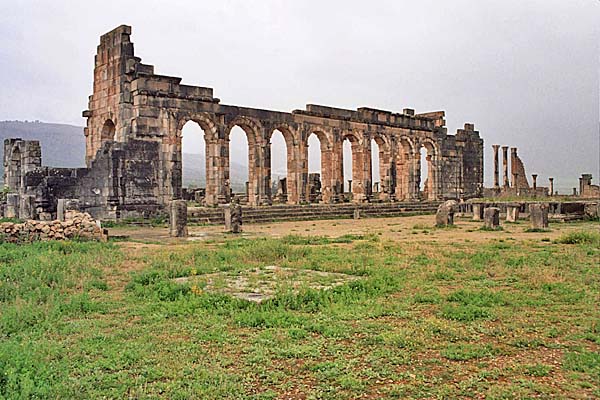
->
(1, 0, 598, 191)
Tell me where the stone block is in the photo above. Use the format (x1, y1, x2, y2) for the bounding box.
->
(483, 207, 500, 229)
(472, 203, 484, 220)
(436, 200, 457, 227)
(19, 195, 36, 220)
(353, 209, 360, 220)
(506, 204, 520, 222)
(529, 203, 548, 230)
(225, 202, 242, 233)
(5, 193, 19, 218)
(168, 200, 188, 237)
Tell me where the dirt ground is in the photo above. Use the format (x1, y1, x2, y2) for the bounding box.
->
(109, 214, 598, 244)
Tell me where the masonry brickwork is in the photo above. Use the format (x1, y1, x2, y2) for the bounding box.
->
(3, 25, 484, 219)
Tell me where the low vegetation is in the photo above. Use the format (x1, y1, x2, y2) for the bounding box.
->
(1, 221, 598, 398)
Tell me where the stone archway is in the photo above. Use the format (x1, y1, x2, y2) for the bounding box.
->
(268, 124, 300, 204)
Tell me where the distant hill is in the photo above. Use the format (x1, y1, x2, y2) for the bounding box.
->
(0, 121, 249, 191)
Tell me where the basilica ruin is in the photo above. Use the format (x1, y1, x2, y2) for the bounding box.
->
(3, 25, 484, 220)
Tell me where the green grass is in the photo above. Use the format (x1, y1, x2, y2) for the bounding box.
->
(1, 222, 598, 398)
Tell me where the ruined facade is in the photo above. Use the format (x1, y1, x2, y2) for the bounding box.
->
(3, 25, 484, 219)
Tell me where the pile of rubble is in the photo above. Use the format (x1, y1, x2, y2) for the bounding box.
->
(0, 211, 108, 243)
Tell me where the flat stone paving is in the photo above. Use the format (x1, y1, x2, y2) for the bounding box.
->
(173, 265, 360, 303)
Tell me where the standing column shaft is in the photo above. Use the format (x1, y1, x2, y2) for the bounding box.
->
(502, 146, 509, 188)
(492, 145, 500, 188)
(549, 178, 554, 196)
(532, 174, 537, 190)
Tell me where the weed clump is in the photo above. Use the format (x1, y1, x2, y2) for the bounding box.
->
(555, 231, 600, 245)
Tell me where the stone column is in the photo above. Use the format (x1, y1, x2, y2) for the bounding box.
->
(549, 178, 554, 196)
(492, 144, 500, 188)
(502, 146, 509, 188)
(532, 174, 537, 191)
(169, 200, 188, 237)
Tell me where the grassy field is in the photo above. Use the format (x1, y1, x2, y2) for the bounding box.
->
(1, 218, 599, 399)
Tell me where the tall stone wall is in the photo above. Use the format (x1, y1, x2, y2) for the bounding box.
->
(3, 25, 484, 220)
(82, 25, 484, 208)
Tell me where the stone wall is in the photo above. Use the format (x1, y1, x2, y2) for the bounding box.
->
(82, 25, 483, 207)
(3, 25, 485, 220)
(0, 211, 107, 243)
(3, 138, 161, 220)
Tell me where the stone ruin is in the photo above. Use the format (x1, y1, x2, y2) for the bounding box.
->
(2, 25, 484, 220)
(0, 211, 107, 243)
(486, 144, 548, 197)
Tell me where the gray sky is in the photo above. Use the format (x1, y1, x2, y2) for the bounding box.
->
(1, 0, 598, 192)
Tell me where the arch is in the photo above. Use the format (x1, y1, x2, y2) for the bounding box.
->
(100, 119, 116, 141)
(341, 130, 367, 201)
(180, 120, 207, 199)
(226, 116, 262, 144)
(176, 113, 218, 141)
(268, 124, 299, 204)
(416, 138, 440, 200)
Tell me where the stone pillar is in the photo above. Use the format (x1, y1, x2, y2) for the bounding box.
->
(532, 174, 537, 191)
(492, 144, 500, 188)
(573, 188, 577, 196)
(373, 182, 379, 193)
(169, 200, 188, 237)
(506, 204, 520, 222)
(483, 207, 500, 229)
(224, 201, 242, 233)
(5, 193, 19, 218)
(347, 180, 352, 194)
(353, 208, 360, 220)
(529, 203, 548, 230)
(549, 178, 554, 196)
(18, 195, 36, 220)
(472, 202, 484, 220)
(57, 199, 67, 222)
(502, 146, 509, 188)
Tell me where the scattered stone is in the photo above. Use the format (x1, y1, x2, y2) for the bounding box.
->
(0, 211, 107, 243)
(483, 207, 500, 229)
(436, 200, 457, 227)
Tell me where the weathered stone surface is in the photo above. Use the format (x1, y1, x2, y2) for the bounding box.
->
(529, 203, 548, 229)
(483, 207, 500, 229)
(2, 25, 485, 220)
(506, 204, 520, 222)
(472, 203, 484, 220)
(436, 200, 457, 226)
(0, 211, 106, 243)
(169, 200, 188, 237)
